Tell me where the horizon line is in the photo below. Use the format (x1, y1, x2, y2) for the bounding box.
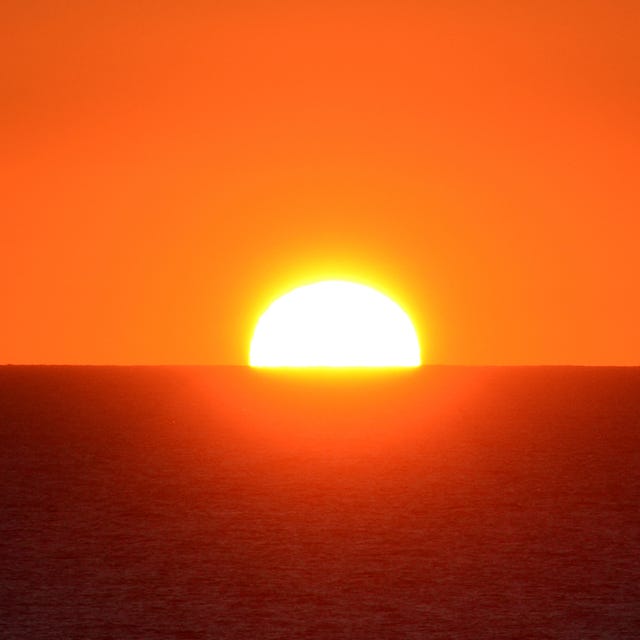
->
(1, 363, 639, 369)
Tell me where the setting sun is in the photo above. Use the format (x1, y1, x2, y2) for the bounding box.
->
(249, 280, 421, 367)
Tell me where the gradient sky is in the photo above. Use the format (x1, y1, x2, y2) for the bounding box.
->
(2, 1, 638, 365)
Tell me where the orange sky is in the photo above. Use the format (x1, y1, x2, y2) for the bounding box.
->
(2, 1, 638, 365)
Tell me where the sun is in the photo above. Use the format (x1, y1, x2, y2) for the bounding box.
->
(249, 280, 421, 367)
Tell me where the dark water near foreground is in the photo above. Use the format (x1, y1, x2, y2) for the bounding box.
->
(1, 366, 639, 639)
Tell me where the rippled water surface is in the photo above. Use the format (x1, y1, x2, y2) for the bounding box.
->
(1, 366, 639, 638)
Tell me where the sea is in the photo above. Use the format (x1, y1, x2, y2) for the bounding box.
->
(1, 366, 639, 639)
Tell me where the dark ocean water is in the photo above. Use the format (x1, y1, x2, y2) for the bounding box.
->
(1, 366, 639, 639)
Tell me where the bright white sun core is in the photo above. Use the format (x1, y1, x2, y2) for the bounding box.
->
(249, 280, 422, 367)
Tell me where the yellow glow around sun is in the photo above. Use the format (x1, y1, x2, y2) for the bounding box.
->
(249, 280, 421, 367)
